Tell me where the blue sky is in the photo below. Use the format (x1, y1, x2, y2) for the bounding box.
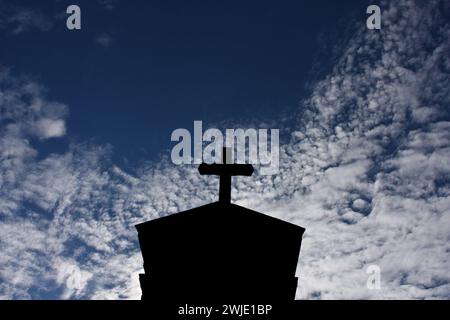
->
(1, 0, 450, 300)
(1, 0, 370, 168)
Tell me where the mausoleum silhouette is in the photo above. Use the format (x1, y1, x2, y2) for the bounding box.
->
(136, 148, 305, 301)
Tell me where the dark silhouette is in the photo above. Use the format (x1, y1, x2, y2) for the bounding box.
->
(136, 148, 305, 302)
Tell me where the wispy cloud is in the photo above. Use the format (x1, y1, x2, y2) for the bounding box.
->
(0, 0, 449, 300)
(0, 3, 53, 34)
(95, 33, 113, 48)
(97, 0, 119, 11)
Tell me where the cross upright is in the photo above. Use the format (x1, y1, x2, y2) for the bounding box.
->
(198, 147, 254, 203)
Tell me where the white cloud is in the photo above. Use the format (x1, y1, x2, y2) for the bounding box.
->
(35, 118, 66, 139)
(56, 259, 93, 299)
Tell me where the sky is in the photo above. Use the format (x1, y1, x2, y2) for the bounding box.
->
(0, 0, 450, 299)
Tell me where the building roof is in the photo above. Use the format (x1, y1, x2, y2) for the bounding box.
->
(136, 201, 305, 278)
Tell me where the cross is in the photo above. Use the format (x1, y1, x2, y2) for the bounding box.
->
(198, 147, 254, 203)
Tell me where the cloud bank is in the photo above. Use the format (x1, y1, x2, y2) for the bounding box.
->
(1, 0, 449, 299)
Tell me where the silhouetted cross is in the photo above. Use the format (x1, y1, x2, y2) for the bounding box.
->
(198, 147, 254, 203)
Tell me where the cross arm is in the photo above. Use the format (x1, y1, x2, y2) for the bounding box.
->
(198, 163, 254, 176)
